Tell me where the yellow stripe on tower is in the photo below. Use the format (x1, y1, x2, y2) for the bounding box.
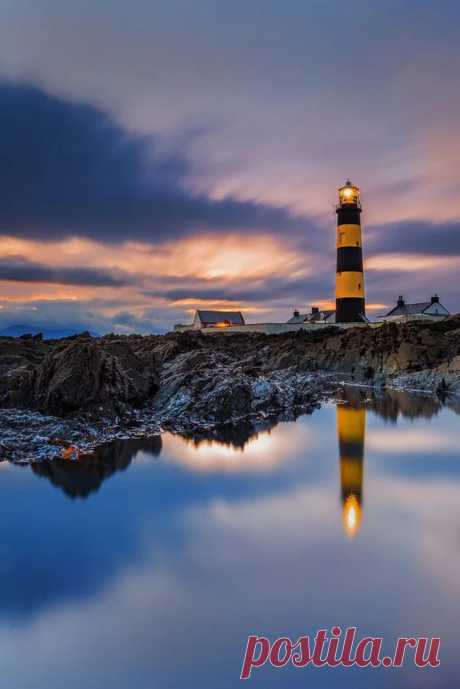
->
(336, 271, 365, 299)
(337, 224, 362, 248)
(340, 458, 364, 487)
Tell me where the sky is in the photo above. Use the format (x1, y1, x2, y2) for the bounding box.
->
(0, 0, 459, 333)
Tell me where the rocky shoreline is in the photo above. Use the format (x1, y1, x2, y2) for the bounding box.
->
(1, 315, 459, 463)
(0, 370, 333, 463)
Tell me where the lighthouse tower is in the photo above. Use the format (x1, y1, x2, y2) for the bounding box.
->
(336, 180, 366, 322)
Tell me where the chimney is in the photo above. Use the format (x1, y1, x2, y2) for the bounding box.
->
(397, 296, 405, 308)
(311, 306, 319, 314)
(431, 294, 440, 304)
(293, 309, 300, 318)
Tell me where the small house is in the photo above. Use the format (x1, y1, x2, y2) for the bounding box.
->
(287, 306, 336, 325)
(382, 295, 450, 322)
(193, 310, 245, 329)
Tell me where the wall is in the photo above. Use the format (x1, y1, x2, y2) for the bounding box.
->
(382, 313, 449, 324)
(174, 322, 376, 335)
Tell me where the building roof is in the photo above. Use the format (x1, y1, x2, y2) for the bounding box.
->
(310, 309, 335, 322)
(287, 313, 308, 324)
(196, 310, 245, 325)
(287, 310, 335, 324)
(385, 302, 432, 317)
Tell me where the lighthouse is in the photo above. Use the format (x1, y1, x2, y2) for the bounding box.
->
(336, 180, 366, 322)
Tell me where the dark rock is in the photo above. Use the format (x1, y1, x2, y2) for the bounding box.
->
(0, 315, 458, 430)
(31, 435, 162, 498)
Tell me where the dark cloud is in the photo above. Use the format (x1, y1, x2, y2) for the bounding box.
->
(363, 265, 459, 316)
(0, 256, 133, 286)
(367, 221, 460, 256)
(0, 82, 307, 243)
(0, 296, 169, 336)
(157, 273, 333, 304)
(110, 309, 164, 334)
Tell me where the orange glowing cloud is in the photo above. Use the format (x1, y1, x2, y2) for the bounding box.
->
(169, 298, 268, 316)
(160, 421, 312, 473)
(0, 232, 322, 328)
(366, 253, 460, 273)
(0, 233, 309, 283)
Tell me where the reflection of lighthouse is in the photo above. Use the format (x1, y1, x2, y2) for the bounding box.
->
(337, 404, 366, 537)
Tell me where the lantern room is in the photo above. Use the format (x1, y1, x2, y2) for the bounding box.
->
(338, 180, 360, 208)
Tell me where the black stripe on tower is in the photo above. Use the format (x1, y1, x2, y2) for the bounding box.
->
(337, 246, 363, 272)
(342, 483, 363, 503)
(339, 439, 365, 460)
(336, 298, 365, 321)
(337, 207, 361, 225)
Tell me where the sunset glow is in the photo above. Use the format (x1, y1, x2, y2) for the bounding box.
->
(161, 422, 311, 473)
(0, 2, 458, 334)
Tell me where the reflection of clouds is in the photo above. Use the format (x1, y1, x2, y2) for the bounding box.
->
(367, 428, 460, 454)
(1, 404, 460, 688)
(373, 479, 460, 599)
(161, 421, 311, 473)
(0, 486, 341, 689)
(0, 473, 459, 689)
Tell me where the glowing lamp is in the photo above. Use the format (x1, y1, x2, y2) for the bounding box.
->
(338, 180, 360, 207)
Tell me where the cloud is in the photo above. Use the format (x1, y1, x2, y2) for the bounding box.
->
(1, 0, 460, 232)
(1, 471, 459, 689)
(0, 231, 331, 332)
(0, 82, 307, 243)
(367, 221, 460, 257)
(157, 273, 333, 304)
(0, 297, 163, 336)
(0, 255, 134, 287)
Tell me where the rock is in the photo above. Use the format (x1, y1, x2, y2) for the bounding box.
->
(32, 338, 158, 416)
(0, 316, 459, 463)
(205, 379, 252, 421)
(0, 334, 159, 416)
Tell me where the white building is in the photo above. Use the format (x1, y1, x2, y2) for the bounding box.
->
(174, 310, 245, 331)
(287, 306, 336, 325)
(382, 295, 450, 322)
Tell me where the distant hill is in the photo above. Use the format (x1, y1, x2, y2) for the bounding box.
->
(0, 324, 99, 339)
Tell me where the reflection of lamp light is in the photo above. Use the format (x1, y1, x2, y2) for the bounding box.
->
(343, 494, 362, 538)
(61, 446, 79, 460)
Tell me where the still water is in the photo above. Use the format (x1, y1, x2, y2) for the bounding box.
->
(0, 389, 459, 688)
